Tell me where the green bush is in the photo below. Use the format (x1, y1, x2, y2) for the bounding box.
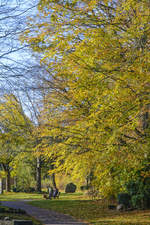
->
(27, 187, 36, 193)
(117, 193, 131, 208)
(80, 185, 91, 191)
(125, 177, 150, 209)
(131, 194, 144, 209)
(12, 186, 36, 193)
(65, 183, 77, 193)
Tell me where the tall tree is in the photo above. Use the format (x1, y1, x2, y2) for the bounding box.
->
(0, 94, 33, 191)
(23, 0, 150, 196)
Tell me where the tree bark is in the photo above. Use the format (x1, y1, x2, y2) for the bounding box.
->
(0, 178, 3, 194)
(51, 173, 57, 189)
(50, 164, 57, 189)
(14, 176, 17, 188)
(142, 105, 149, 130)
(36, 157, 41, 192)
(6, 169, 11, 192)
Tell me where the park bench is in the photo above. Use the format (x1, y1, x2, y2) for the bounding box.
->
(43, 191, 60, 199)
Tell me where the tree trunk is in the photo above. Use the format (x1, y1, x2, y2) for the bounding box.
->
(50, 164, 57, 189)
(36, 157, 41, 192)
(142, 105, 149, 130)
(6, 169, 11, 192)
(86, 176, 89, 188)
(14, 176, 17, 187)
(51, 173, 57, 189)
(0, 178, 3, 194)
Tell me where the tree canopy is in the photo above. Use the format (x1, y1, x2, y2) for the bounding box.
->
(3, 0, 150, 196)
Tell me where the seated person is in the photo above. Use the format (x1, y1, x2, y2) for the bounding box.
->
(47, 185, 53, 199)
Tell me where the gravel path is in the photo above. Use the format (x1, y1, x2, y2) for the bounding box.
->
(1, 201, 88, 225)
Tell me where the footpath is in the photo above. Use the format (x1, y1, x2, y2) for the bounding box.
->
(1, 201, 88, 225)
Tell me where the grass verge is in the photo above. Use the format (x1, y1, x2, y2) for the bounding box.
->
(28, 193, 150, 225)
(0, 192, 42, 201)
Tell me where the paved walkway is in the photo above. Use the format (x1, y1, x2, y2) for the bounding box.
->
(1, 201, 88, 225)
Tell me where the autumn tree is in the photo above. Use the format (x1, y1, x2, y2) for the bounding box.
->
(23, 0, 150, 196)
(0, 0, 56, 192)
(0, 94, 33, 191)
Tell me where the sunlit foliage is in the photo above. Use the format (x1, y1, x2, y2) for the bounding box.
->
(22, 0, 150, 196)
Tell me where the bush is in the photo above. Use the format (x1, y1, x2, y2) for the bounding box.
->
(12, 186, 23, 192)
(12, 186, 36, 193)
(28, 187, 36, 193)
(131, 194, 144, 209)
(12, 187, 17, 192)
(80, 185, 91, 191)
(65, 183, 76, 193)
(125, 177, 150, 209)
(117, 193, 131, 208)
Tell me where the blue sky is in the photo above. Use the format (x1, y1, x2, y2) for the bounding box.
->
(0, 0, 43, 122)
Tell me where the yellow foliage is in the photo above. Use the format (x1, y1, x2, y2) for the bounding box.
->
(22, 0, 150, 196)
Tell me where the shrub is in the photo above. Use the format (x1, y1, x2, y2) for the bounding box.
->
(131, 194, 144, 209)
(117, 193, 131, 208)
(12, 187, 17, 192)
(28, 187, 36, 193)
(65, 183, 76, 193)
(12, 186, 23, 192)
(80, 185, 91, 191)
(125, 177, 150, 209)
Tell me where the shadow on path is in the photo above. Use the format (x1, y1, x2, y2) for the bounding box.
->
(1, 201, 88, 225)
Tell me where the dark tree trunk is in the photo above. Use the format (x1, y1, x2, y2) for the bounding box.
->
(0, 178, 3, 194)
(51, 173, 57, 189)
(86, 176, 89, 188)
(50, 164, 57, 189)
(142, 104, 150, 130)
(36, 157, 41, 192)
(6, 169, 11, 192)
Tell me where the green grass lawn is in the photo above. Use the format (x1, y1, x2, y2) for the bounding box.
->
(0, 192, 43, 201)
(1, 192, 150, 225)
